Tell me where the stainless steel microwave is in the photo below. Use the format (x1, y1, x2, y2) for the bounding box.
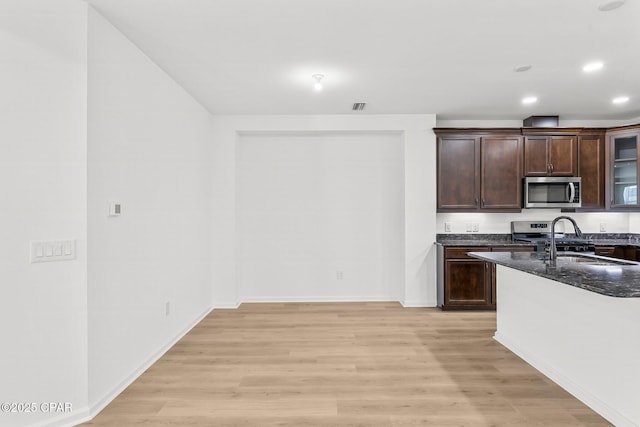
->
(524, 177, 581, 208)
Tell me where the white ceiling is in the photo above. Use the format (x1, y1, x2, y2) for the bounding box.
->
(88, 0, 640, 120)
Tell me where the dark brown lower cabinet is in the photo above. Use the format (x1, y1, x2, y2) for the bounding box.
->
(595, 245, 639, 261)
(445, 259, 492, 309)
(441, 245, 535, 311)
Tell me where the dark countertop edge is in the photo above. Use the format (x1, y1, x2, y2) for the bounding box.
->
(590, 240, 640, 248)
(436, 234, 640, 248)
(468, 251, 640, 298)
(435, 234, 532, 247)
(435, 241, 536, 247)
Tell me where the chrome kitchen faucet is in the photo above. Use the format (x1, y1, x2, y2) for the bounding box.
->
(549, 216, 583, 266)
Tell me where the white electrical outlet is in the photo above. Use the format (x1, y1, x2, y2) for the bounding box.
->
(600, 223, 607, 232)
(472, 223, 479, 232)
(444, 222, 452, 232)
(336, 270, 344, 280)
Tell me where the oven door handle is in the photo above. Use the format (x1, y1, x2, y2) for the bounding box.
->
(567, 182, 576, 203)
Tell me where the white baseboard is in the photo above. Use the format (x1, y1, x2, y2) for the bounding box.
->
(240, 296, 400, 303)
(212, 302, 241, 309)
(494, 331, 637, 427)
(27, 407, 90, 427)
(68, 306, 214, 427)
(400, 300, 434, 308)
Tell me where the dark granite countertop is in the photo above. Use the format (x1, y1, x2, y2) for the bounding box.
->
(469, 251, 640, 298)
(591, 239, 640, 248)
(435, 234, 535, 247)
(436, 234, 640, 248)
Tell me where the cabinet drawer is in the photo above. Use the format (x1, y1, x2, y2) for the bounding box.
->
(445, 247, 490, 259)
(491, 246, 535, 252)
(595, 246, 615, 256)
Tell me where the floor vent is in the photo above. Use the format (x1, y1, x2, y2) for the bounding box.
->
(352, 102, 366, 111)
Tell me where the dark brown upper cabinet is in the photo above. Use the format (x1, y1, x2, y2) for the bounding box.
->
(437, 135, 479, 211)
(523, 133, 577, 177)
(577, 131, 605, 210)
(436, 129, 522, 212)
(481, 136, 523, 210)
(605, 125, 640, 211)
(433, 126, 640, 213)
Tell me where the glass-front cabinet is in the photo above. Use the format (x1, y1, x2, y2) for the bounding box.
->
(608, 128, 640, 209)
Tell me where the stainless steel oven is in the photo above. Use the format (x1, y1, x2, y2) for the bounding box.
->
(524, 177, 581, 209)
(511, 220, 594, 253)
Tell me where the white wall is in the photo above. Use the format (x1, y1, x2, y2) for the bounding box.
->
(237, 132, 404, 301)
(87, 6, 214, 414)
(211, 115, 437, 308)
(0, 2, 89, 426)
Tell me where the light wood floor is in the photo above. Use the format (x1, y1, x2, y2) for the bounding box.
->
(82, 302, 611, 426)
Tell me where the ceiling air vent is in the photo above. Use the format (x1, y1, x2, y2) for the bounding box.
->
(352, 102, 366, 111)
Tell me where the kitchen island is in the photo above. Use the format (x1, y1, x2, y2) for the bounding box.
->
(469, 251, 640, 427)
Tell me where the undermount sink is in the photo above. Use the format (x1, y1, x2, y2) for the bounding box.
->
(555, 253, 638, 266)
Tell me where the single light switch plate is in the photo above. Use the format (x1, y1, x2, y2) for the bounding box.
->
(465, 223, 472, 232)
(31, 240, 76, 263)
(108, 201, 122, 217)
(600, 223, 607, 232)
(444, 222, 452, 232)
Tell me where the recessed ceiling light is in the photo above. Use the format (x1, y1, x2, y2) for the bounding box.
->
(612, 96, 629, 104)
(522, 96, 538, 105)
(312, 74, 324, 91)
(583, 61, 604, 72)
(514, 65, 532, 73)
(598, 0, 625, 11)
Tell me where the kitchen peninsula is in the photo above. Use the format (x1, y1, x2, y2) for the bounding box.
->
(470, 250, 640, 427)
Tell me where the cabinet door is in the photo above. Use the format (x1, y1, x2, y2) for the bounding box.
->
(437, 137, 479, 211)
(578, 135, 605, 209)
(444, 259, 491, 307)
(549, 136, 577, 176)
(608, 131, 639, 209)
(523, 137, 549, 176)
(480, 136, 522, 210)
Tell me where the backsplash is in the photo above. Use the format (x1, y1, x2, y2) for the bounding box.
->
(437, 210, 640, 234)
(435, 233, 511, 242)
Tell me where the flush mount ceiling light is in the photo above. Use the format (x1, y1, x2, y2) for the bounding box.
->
(312, 74, 324, 91)
(522, 96, 538, 105)
(514, 65, 532, 73)
(583, 61, 604, 72)
(612, 96, 630, 104)
(598, 0, 626, 11)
